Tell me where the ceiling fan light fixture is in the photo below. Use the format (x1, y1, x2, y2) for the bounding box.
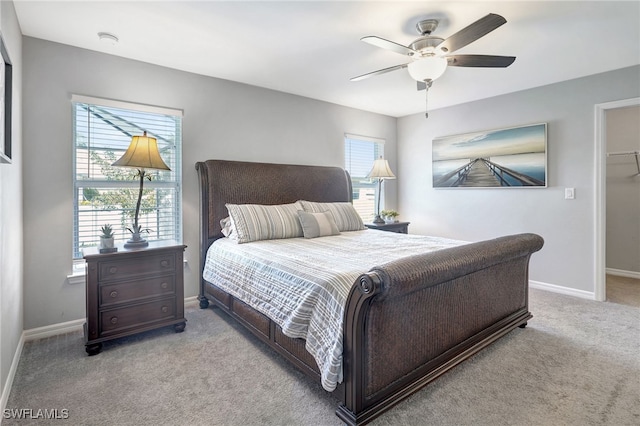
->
(407, 56, 447, 82)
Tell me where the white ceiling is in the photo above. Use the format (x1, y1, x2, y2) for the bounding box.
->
(13, 0, 640, 117)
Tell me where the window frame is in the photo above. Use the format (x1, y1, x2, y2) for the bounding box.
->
(344, 133, 386, 223)
(71, 95, 183, 266)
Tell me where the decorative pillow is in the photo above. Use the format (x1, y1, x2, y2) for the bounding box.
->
(220, 217, 236, 240)
(225, 202, 303, 243)
(298, 200, 365, 232)
(297, 210, 340, 239)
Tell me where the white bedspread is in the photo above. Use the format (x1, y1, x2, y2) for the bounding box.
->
(203, 229, 465, 391)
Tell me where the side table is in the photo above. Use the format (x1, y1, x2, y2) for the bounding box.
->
(365, 221, 410, 234)
(83, 241, 186, 355)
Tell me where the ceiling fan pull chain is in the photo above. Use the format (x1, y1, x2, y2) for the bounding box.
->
(425, 90, 428, 118)
(424, 79, 433, 119)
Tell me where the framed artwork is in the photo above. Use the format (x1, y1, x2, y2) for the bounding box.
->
(0, 32, 12, 164)
(432, 123, 547, 188)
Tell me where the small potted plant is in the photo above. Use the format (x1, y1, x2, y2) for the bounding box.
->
(99, 224, 117, 253)
(381, 210, 399, 223)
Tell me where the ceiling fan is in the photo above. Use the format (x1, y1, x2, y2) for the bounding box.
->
(351, 13, 516, 117)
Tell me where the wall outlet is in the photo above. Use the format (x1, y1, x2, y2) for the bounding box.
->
(565, 188, 575, 199)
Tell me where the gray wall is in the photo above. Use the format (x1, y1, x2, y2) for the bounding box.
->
(0, 0, 23, 404)
(22, 37, 397, 329)
(606, 105, 640, 274)
(398, 65, 640, 296)
(18, 35, 640, 329)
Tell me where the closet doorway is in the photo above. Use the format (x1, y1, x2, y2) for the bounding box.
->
(595, 98, 640, 305)
(606, 105, 640, 306)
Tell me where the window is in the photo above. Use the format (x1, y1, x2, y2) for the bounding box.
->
(72, 95, 183, 260)
(344, 134, 385, 222)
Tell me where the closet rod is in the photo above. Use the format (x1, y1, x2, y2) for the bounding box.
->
(606, 150, 639, 156)
(606, 150, 639, 174)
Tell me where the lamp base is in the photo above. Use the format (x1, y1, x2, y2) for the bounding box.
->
(123, 233, 149, 249)
(373, 215, 386, 224)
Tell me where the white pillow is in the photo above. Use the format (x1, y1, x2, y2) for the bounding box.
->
(297, 210, 340, 239)
(225, 202, 303, 243)
(220, 217, 237, 240)
(298, 200, 365, 232)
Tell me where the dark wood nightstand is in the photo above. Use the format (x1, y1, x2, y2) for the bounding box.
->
(83, 241, 187, 355)
(365, 221, 410, 234)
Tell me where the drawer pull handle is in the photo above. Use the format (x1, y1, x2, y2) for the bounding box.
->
(109, 266, 118, 274)
(161, 282, 168, 289)
(161, 306, 168, 313)
(160, 260, 169, 268)
(110, 291, 118, 298)
(110, 317, 118, 325)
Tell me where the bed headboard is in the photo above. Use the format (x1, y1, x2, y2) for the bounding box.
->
(195, 159, 353, 268)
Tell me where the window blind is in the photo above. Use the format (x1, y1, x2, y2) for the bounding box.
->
(72, 97, 182, 259)
(344, 135, 385, 222)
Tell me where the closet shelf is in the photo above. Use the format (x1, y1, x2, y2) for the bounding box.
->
(607, 150, 639, 174)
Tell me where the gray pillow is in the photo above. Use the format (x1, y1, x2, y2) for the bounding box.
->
(297, 210, 340, 239)
(298, 200, 365, 232)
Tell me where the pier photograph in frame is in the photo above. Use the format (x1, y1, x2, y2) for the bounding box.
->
(432, 123, 547, 188)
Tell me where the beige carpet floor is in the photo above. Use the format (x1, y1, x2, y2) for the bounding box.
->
(607, 274, 640, 308)
(4, 288, 640, 425)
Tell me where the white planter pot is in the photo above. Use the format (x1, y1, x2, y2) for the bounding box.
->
(99, 237, 114, 249)
(99, 237, 115, 253)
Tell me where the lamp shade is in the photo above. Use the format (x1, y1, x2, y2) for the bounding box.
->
(368, 157, 396, 180)
(407, 56, 448, 82)
(112, 131, 170, 171)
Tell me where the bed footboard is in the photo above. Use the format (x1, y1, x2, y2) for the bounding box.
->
(337, 233, 544, 425)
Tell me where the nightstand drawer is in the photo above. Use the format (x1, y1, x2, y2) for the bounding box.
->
(100, 275, 175, 307)
(99, 253, 176, 282)
(100, 298, 176, 335)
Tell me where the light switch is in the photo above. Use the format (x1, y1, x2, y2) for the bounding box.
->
(565, 188, 575, 199)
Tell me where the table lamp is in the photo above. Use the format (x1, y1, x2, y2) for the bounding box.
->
(367, 157, 396, 224)
(112, 131, 170, 248)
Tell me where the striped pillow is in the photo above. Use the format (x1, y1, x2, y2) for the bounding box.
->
(298, 200, 365, 232)
(225, 202, 303, 243)
(298, 210, 340, 239)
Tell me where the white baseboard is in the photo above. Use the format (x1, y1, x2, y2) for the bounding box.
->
(23, 319, 85, 342)
(1, 333, 25, 421)
(606, 268, 640, 280)
(184, 295, 199, 307)
(529, 280, 596, 300)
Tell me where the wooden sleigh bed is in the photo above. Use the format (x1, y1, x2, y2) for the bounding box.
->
(196, 159, 544, 425)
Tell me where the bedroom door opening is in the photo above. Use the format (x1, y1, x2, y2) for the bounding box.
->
(595, 97, 640, 303)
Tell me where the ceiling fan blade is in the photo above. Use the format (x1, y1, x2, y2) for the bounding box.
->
(361, 36, 418, 57)
(437, 13, 507, 54)
(350, 63, 409, 82)
(446, 54, 515, 68)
